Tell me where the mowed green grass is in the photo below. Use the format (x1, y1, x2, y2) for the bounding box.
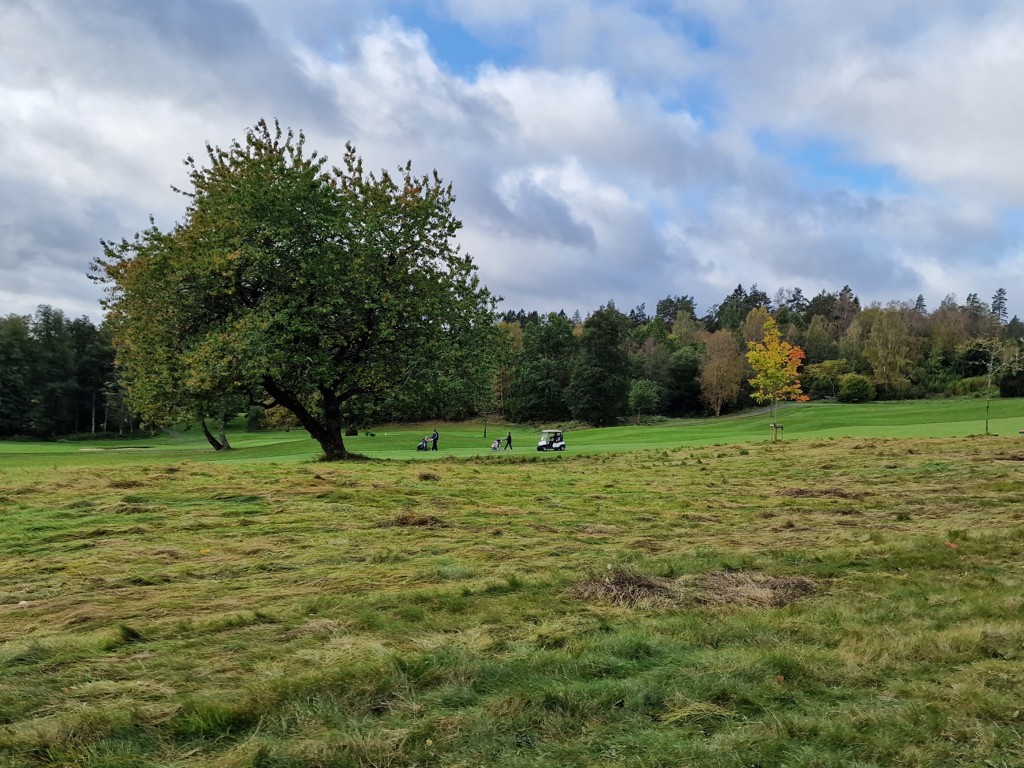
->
(2, 397, 1022, 468)
(1, 401, 1024, 766)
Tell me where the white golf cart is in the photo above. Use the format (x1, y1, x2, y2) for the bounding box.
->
(536, 429, 566, 452)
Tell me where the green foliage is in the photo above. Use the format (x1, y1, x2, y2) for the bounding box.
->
(802, 314, 839, 362)
(664, 345, 703, 415)
(94, 120, 495, 460)
(0, 314, 33, 436)
(950, 375, 992, 396)
(566, 304, 631, 426)
(627, 378, 662, 421)
(864, 307, 916, 390)
(999, 368, 1024, 397)
(802, 358, 851, 399)
(699, 329, 744, 416)
(654, 294, 696, 329)
(746, 318, 808, 431)
(509, 313, 577, 423)
(713, 283, 770, 331)
(0, 308, 115, 438)
(837, 373, 875, 402)
(245, 406, 266, 432)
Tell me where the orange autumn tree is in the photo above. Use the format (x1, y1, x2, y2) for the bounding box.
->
(746, 318, 809, 441)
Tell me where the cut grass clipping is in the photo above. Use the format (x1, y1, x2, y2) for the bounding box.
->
(568, 567, 817, 608)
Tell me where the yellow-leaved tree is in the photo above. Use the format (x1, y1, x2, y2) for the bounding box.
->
(746, 317, 809, 441)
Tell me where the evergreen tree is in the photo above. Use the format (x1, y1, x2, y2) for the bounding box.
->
(566, 304, 630, 426)
(991, 288, 1008, 325)
(28, 306, 76, 437)
(509, 313, 578, 422)
(0, 315, 33, 436)
(654, 295, 696, 330)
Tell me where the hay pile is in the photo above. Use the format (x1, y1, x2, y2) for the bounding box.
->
(566, 569, 677, 607)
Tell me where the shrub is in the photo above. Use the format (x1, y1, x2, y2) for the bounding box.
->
(245, 407, 265, 432)
(950, 376, 991, 397)
(837, 373, 875, 403)
(1000, 368, 1024, 397)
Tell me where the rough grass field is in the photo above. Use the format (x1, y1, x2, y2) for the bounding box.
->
(2, 401, 1024, 766)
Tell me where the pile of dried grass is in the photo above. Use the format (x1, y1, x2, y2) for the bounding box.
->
(684, 571, 816, 608)
(566, 568, 678, 607)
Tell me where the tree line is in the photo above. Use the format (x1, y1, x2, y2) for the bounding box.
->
(6, 282, 1018, 441)
(0, 306, 131, 438)
(490, 284, 1023, 426)
(7, 120, 1022, 456)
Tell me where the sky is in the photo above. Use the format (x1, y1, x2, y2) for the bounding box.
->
(2, 0, 1023, 324)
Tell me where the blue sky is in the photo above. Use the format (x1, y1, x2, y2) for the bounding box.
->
(2, 0, 1022, 322)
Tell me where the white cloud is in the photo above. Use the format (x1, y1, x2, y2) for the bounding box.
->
(708, 1, 1024, 205)
(1, 0, 1023, 324)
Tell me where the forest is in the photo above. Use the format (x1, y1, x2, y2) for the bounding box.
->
(2, 284, 1021, 439)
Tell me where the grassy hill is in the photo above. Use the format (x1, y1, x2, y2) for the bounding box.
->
(2, 401, 1024, 766)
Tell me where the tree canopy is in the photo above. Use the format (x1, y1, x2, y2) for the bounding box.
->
(746, 317, 808, 438)
(566, 304, 631, 426)
(93, 120, 495, 460)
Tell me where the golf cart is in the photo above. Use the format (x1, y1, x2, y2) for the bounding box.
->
(537, 429, 566, 452)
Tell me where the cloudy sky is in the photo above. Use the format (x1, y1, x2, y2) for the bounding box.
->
(3, 0, 1023, 323)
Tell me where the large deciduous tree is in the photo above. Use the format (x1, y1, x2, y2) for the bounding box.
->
(746, 318, 808, 440)
(863, 307, 915, 394)
(698, 329, 744, 417)
(93, 120, 495, 460)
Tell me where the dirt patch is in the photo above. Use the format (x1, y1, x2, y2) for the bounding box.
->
(387, 512, 448, 528)
(683, 571, 816, 608)
(418, 472, 441, 482)
(567, 569, 677, 608)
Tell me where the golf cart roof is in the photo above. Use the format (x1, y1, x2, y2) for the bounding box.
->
(540, 429, 562, 435)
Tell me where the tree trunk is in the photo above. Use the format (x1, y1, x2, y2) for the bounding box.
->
(319, 389, 349, 460)
(218, 414, 233, 450)
(262, 377, 348, 460)
(985, 355, 994, 436)
(201, 418, 225, 450)
(317, 428, 348, 461)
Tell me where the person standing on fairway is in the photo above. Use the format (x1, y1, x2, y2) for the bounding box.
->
(504, 431, 512, 451)
(431, 429, 439, 451)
